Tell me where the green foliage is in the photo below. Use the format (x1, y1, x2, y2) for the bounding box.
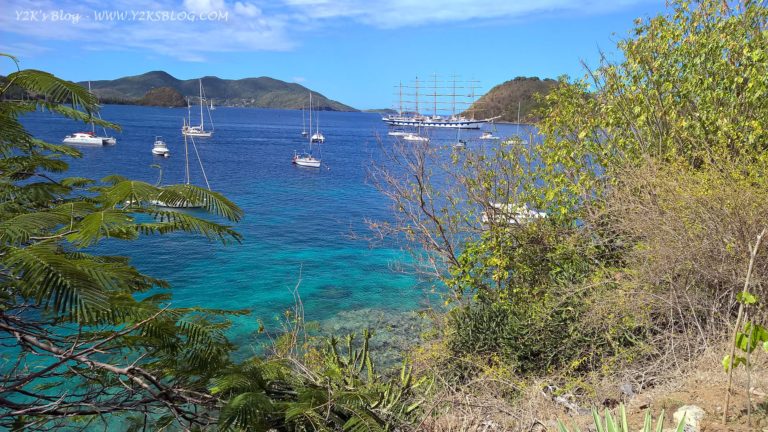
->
(214, 330, 428, 431)
(0, 54, 245, 430)
(723, 292, 768, 372)
(557, 404, 686, 432)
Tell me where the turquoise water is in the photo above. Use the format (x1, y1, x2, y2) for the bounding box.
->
(21, 106, 531, 350)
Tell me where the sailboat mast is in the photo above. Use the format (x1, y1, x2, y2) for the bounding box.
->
(88, 82, 95, 134)
(184, 135, 191, 185)
(308, 93, 313, 151)
(432, 73, 438, 118)
(451, 75, 457, 118)
(199, 79, 204, 130)
(414, 76, 420, 116)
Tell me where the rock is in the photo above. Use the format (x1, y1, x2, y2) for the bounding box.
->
(620, 383, 635, 397)
(673, 405, 705, 432)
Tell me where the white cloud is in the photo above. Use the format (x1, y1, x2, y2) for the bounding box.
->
(1, 0, 293, 61)
(233, 2, 262, 17)
(280, 0, 653, 27)
(0, 0, 656, 61)
(183, 0, 226, 13)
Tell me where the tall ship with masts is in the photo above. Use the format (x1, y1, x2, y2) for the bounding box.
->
(382, 75, 499, 129)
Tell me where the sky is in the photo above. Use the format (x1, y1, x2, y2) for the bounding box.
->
(1, 0, 668, 109)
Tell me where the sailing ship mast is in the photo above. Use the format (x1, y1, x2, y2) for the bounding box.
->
(199, 80, 205, 132)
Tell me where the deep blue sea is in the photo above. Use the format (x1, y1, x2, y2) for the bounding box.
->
(21, 105, 531, 351)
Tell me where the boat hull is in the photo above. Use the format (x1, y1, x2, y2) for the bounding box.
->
(63, 137, 106, 145)
(383, 116, 497, 129)
(182, 130, 213, 138)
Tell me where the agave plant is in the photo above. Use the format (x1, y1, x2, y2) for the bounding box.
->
(557, 404, 686, 432)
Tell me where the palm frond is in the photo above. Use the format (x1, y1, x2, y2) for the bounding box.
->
(2, 243, 109, 318)
(4, 69, 98, 113)
(156, 184, 243, 222)
(138, 211, 242, 244)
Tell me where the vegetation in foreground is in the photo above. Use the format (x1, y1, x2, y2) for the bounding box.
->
(1, 0, 768, 430)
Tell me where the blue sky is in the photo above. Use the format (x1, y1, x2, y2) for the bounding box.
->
(1, 0, 667, 109)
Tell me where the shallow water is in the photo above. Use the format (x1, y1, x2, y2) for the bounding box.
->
(21, 105, 532, 349)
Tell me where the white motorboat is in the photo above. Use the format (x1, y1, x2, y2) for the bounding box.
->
(311, 132, 325, 143)
(479, 131, 499, 140)
(182, 79, 214, 138)
(152, 136, 170, 157)
(402, 133, 429, 142)
(63, 131, 106, 146)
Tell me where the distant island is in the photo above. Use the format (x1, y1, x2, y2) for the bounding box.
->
(82, 71, 357, 111)
(464, 76, 558, 123)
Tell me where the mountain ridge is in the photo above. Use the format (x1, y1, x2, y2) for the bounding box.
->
(81, 71, 357, 111)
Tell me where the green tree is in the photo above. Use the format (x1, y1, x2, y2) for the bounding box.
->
(0, 54, 245, 430)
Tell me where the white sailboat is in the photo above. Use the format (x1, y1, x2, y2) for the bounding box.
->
(293, 93, 321, 168)
(182, 79, 214, 138)
(63, 131, 106, 145)
(301, 105, 308, 137)
(63, 82, 116, 145)
(511, 101, 528, 144)
(210, 99, 215, 110)
(153, 133, 210, 208)
(453, 127, 467, 149)
(310, 98, 325, 143)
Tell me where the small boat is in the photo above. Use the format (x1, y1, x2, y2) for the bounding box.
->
(151, 134, 209, 208)
(63, 131, 106, 146)
(301, 105, 308, 137)
(311, 97, 325, 143)
(292, 151, 321, 168)
(293, 93, 322, 168)
(387, 129, 408, 137)
(402, 133, 429, 142)
(311, 132, 325, 143)
(87, 82, 117, 144)
(152, 136, 170, 157)
(481, 202, 546, 225)
(453, 140, 467, 149)
(479, 131, 499, 140)
(182, 79, 214, 138)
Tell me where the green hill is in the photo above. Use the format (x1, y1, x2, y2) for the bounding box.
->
(137, 86, 186, 107)
(465, 76, 558, 123)
(82, 71, 356, 111)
